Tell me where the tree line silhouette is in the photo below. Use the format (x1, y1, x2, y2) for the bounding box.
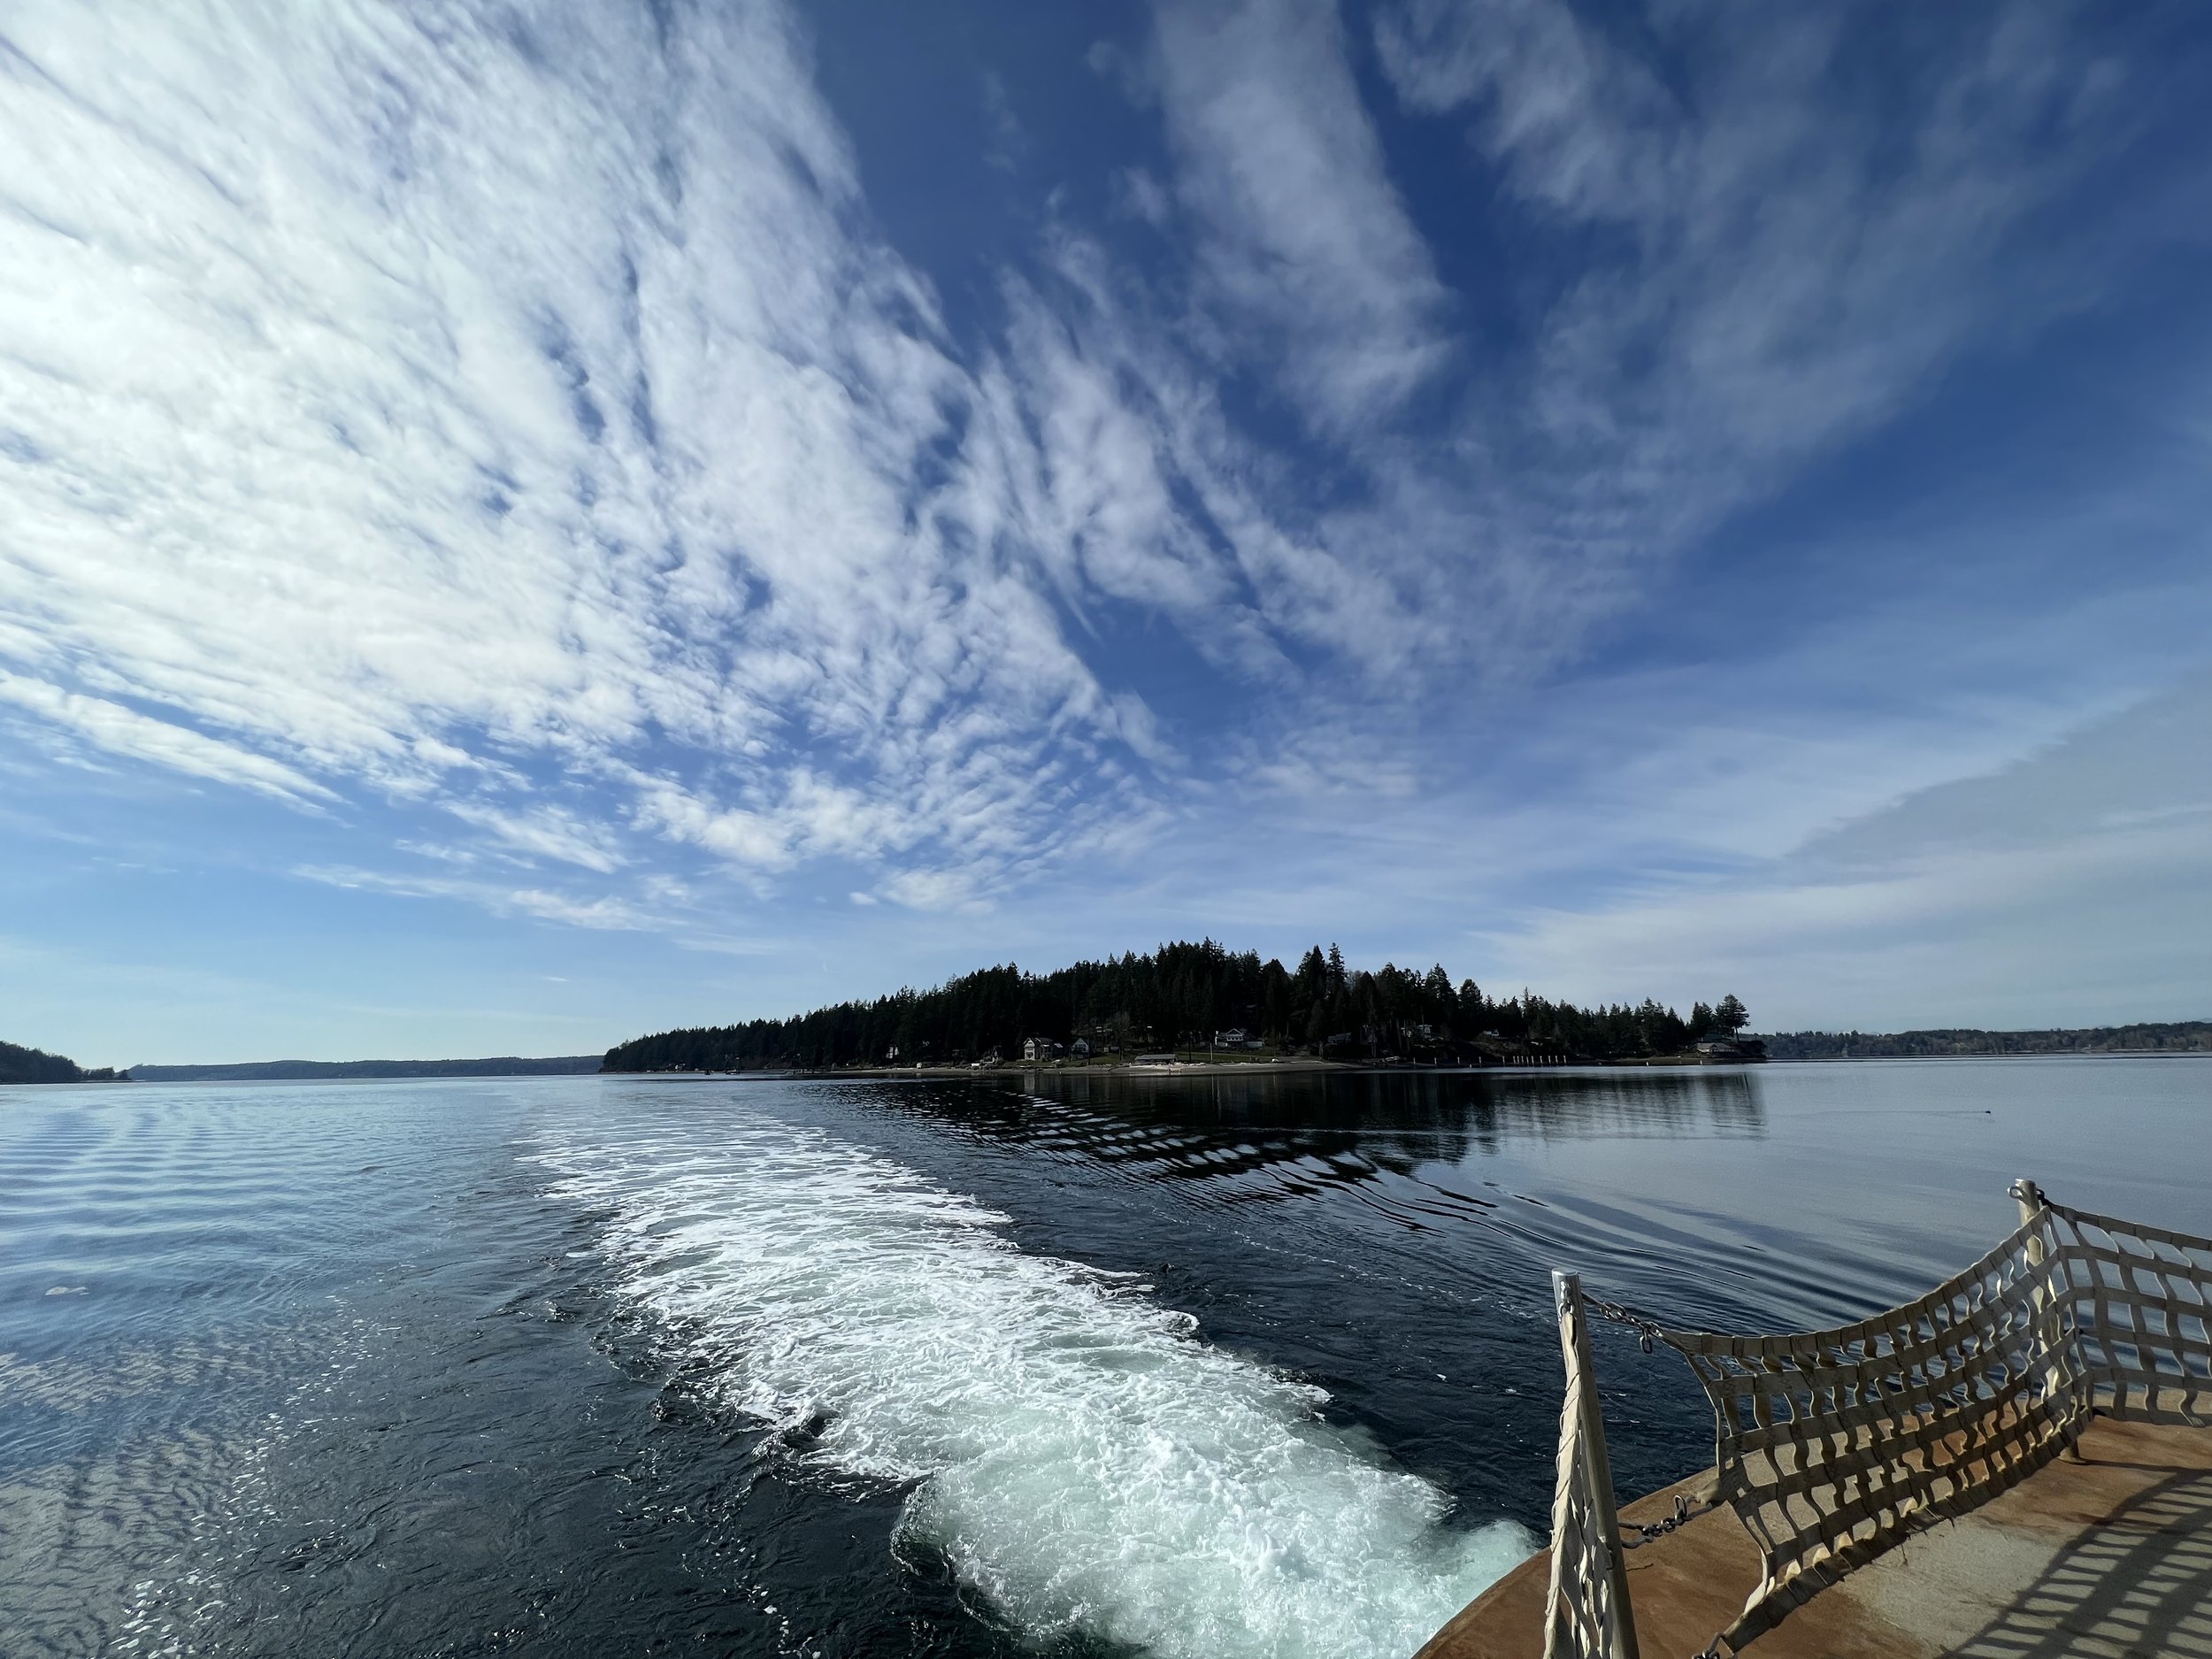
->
(602, 940, 1753, 1071)
(1761, 1021, 2210, 1059)
(0, 1039, 119, 1085)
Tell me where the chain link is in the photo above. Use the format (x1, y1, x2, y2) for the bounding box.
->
(1583, 1294, 1671, 1354)
(1617, 1489, 1722, 1548)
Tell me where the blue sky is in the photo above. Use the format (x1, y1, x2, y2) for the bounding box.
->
(3, 0, 2209, 1066)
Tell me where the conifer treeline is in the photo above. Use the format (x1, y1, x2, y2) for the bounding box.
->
(0, 1039, 114, 1085)
(602, 939, 1749, 1071)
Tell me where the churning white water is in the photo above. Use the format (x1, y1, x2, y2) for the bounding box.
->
(537, 1117, 1532, 1659)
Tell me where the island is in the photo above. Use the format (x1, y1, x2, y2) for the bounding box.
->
(602, 940, 1763, 1073)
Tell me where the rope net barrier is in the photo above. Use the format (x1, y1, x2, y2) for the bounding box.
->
(1540, 1180, 2212, 1658)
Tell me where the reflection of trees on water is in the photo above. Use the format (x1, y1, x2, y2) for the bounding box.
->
(861, 1078, 1387, 1205)
(851, 1068, 1766, 1211)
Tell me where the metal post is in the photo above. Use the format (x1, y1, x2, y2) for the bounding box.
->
(1545, 1271, 1640, 1659)
(2012, 1177, 2047, 1263)
(2008, 1176, 2084, 1455)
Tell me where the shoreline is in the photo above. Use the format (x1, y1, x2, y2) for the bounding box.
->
(601, 1048, 2212, 1080)
(618, 1056, 1351, 1080)
(34, 1052, 2204, 1088)
(614, 1054, 1732, 1080)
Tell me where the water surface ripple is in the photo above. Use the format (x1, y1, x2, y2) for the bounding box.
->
(3, 1060, 2205, 1656)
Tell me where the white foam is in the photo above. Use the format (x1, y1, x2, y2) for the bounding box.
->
(537, 1118, 1532, 1659)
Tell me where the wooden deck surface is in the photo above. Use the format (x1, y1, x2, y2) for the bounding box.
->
(1418, 1416, 2212, 1659)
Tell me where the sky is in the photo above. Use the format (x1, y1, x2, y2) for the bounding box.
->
(3, 0, 2209, 1066)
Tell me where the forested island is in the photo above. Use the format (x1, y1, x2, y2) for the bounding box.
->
(603, 940, 1756, 1072)
(1762, 1022, 2212, 1059)
(0, 1039, 121, 1085)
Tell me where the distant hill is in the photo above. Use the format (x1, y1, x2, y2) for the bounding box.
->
(1756, 1022, 2212, 1060)
(127, 1056, 603, 1082)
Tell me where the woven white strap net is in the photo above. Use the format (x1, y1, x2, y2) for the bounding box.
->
(1647, 1181, 2212, 1655)
(2049, 1193, 2212, 1424)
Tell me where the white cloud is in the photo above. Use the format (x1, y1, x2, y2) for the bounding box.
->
(1058, 0, 2171, 706)
(0, 0, 2201, 1037)
(1483, 680, 2212, 1028)
(1494, 820, 2212, 1031)
(0, 0, 1173, 911)
(1145, 0, 1455, 431)
(0, 670, 332, 804)
(881, 867, 990, 914)
(442, 801, 626, 873)
(986, 231, 1447, 682)
(293, 863, 652, 932)
(1373, 0, 2137, 549)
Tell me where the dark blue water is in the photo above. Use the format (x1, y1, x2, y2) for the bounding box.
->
(3, 1061, 2206, 1657)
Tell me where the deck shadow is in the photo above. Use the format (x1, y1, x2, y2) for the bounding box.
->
(1948, 1465, 2212, 1659)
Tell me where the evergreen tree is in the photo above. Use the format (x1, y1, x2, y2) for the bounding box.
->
(0, 1039, 86, 1085)
(1424, 964, 1456, 1024)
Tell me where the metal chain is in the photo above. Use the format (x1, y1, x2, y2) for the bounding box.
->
(1583, 1294, 1671, 1354)
(1617, 1489, 1722, 1548)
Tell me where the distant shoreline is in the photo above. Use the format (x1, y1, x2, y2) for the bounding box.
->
(18, 1050, 2206, 1091)
(630, 1056, 1717, 1079)
(625, 1056, 1348, 1080)
(1754, 1020, 2210, 1062)
(124, 1056, 603, 1083)
(1754, 1048, 2212, 1062)
(612, 1048, 2212, 1081)
(26, 1041, 2206, 1090)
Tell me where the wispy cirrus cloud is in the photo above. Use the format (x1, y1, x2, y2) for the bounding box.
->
(1372, 0, 2147, 541)
(1141, 0, 1457, 432)
(1483, 679, 2212, 1029)
(0, 0, 1178, 913)
(1098, 0, 2178, 682)
(0, 670, 334, 805)
(293, 863, 655, 932)
(1, 0, 2205, 1033)
(442, 801, 626, 874)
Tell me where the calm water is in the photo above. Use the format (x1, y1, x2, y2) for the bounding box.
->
(3, 1060, 2206, 1658)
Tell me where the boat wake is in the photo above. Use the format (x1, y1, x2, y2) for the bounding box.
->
(536, 1115, 1531, 1659)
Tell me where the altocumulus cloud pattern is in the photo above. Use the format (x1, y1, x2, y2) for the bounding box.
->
(2, 0, 2208, 1018)
(4, 4, 1185, 918)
